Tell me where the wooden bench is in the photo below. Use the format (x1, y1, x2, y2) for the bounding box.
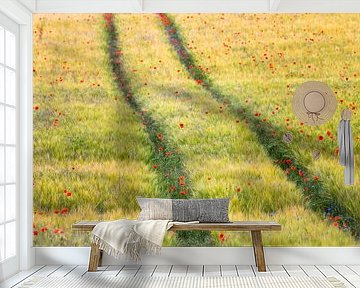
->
(72, 221, 281, 273)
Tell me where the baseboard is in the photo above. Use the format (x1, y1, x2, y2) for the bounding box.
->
(35, 247, 360, 266)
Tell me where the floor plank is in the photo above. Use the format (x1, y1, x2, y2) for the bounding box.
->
(169, 265, 187, 277)
(349, 266, 360, 276)
(236, 265, 255, 277)
(136, 265, 156, 277)
(204, 265, 221, 277)
(101, 265, 124, 277)
(283, 265, 307, 277)
(332, 266, 360, 288)
(82, 265, 108, 278)
(252, 265, 272, 277)
(66, 265, 88, 277)
(31, 266, 61, 277)
(316, 265, 353, 287)
(187, 266, 203, 277)
(102, 265, 124, 277)
(48, 265, 76, 277)
(300, 265, 324, 277)
(268, 265, 289, 277)
(0, 266, 45, 288)
(221, 265, 238, 277)
(117, 265, 140, 277)
(152, 265, 172, 277)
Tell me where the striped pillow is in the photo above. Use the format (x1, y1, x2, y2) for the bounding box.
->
(137, 198, 229, 223)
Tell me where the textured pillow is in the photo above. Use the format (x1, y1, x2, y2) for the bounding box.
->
(137, 198, 229, 223)
(137, 198, 173, 220)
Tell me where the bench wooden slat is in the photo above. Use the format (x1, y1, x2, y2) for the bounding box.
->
(73, 220, 281, 273)
(72, 221, 281, 232)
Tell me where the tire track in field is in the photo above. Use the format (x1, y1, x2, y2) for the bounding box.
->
(103, 13, 212, 245)
(104, 13, 191, 199)
(159, 13, 359, 238)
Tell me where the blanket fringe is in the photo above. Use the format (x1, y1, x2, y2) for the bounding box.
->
(91, 230, 161, 262)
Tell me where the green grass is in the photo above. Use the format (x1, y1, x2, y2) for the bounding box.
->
(112, 14, 356, 246)
(33, 14, 359, 247)
(169, 13, 360, 241)
(33, 14, 159, 246)
(103, 13, 211, 245)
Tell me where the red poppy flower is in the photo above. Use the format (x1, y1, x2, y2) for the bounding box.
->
(333, 222, 339, 228)
(179, 123, 184, 129)
(53, 228, 60, 234)
(33, 230, 39, 236)
(60, 208, 68, 215)
(180, 190, 188, 195)
(219, 233, 225, 242)
(313, 176, 320, 181)
(334, 216, 341, 222)
(195, 79, 203, 85)
(298, 170, 305, 177)
(290, 165, 296, 171)
(41, 227, 48, 233)
(54, 209, 60, 214)
(285, 159, 292, 165)
(318, 135, 324, 141)
(157, 133, 163, 140)
(33, 105, 40, 111)
(53, 118, 59, 127)
(66, 192, 72, 197)
(169, 185, 176, 192)
(326, 131, 332, 137)
(236, 187, 241, 192)
(152, 165, 158, 169)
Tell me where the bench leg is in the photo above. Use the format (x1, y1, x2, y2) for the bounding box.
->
(251, 231, 266, 272)
(88, 243, 102, 272)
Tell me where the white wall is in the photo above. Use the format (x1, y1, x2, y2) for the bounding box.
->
(36, 247, 360, 266)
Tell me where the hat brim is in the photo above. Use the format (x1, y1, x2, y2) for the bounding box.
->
(292, 81, 337, 126)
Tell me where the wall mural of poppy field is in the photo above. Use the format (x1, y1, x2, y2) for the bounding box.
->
(33, 14, 360, 247)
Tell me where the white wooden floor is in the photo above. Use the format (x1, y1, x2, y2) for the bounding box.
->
(1, 265, 360, 288)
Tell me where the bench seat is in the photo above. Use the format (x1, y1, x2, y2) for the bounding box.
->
(72, 221, 281, 273)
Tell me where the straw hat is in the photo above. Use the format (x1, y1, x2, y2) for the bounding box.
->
(292, 81, 337, 126)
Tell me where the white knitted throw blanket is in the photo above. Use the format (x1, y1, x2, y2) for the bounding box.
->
(338, 119, 354, 185)
(91, 219, 171, 261)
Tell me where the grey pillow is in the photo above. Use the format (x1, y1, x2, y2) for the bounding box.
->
(137, 198, 229, 223)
